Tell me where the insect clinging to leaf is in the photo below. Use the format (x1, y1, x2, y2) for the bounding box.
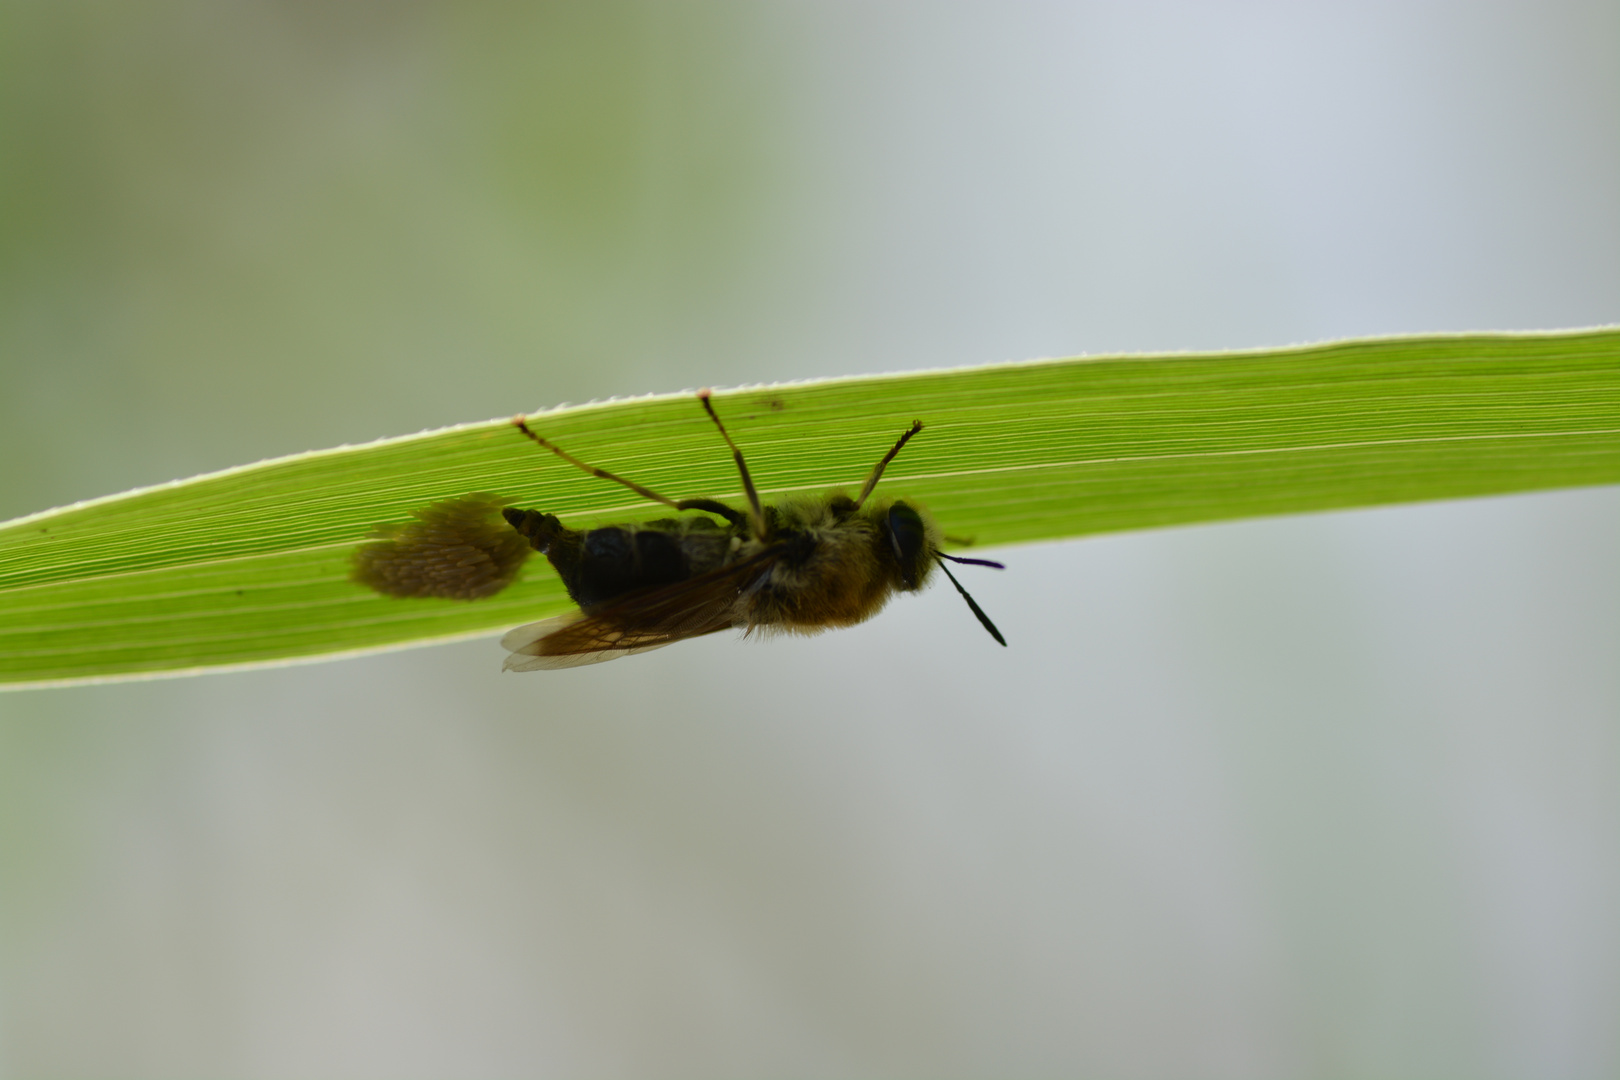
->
(496, 391, 1005, 669)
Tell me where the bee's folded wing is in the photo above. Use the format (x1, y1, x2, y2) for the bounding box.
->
(501, 614, 679, 670)
(500, 549, 781, 670)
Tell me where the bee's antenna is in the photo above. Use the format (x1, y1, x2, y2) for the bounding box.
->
(854, 421, 924, 510)
(938, 552, 1005, 570)
(698, 390, 768, 540)
(933, 554, 1007, 646)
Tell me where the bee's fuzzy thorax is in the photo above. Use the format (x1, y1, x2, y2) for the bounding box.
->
(729, 494, 941, 633)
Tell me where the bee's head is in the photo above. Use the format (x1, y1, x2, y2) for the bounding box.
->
(888, 499, 1009, 647)
(884, 501, 933, 590)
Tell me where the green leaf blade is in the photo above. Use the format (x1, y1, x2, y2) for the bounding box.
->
(3, 329, 1617, 687)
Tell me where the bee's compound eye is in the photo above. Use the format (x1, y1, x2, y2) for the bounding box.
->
(887, 501, 928, 588)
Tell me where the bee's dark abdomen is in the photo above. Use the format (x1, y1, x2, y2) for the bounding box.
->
(504, 506, 735, 610)
(571, 526, 691, 609)
(634, 528, 687, 583)
(502, 507, 567, 552)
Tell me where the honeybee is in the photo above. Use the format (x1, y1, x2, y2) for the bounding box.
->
(499, 391, 1005, 669)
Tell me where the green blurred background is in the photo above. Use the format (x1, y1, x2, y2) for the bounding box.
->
(2, 2, 1617, 1076)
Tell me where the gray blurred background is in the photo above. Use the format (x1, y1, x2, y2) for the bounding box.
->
(1, 2, 1617, 1077)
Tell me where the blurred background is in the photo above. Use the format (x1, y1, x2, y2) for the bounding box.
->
(1, 2, 1617, 1076)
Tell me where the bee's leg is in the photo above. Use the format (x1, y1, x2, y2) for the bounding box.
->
(672, 498, 748, 528)
(697, 390, 769, 541)
(853, 420, 924, 509)
(512, 418, 688, 511)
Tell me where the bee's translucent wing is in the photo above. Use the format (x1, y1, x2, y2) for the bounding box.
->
(500, 614, 679, 670)
(500, 549, 780, 670)
(501, 615, 573, 656)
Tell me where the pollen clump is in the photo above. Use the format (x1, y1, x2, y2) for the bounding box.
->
(351, 493, 531, 600)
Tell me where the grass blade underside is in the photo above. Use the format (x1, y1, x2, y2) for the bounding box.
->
(2, 329, 1617, 687)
